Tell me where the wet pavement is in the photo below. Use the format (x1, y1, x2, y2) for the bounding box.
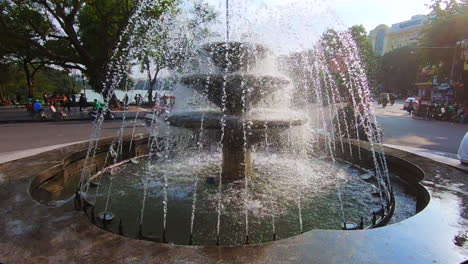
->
(0, 138, 466, 263)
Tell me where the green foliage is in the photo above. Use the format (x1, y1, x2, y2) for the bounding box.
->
(348, 25, 379, 86)
(320, 26, 378, 87)
(0, 0, 177, 95)
(420, 0, 468, 76)
(281, 25, 378, 105)
(378, 46, 419, 96)
(134, 0, 218, 102)
(0, 63, 78, 101)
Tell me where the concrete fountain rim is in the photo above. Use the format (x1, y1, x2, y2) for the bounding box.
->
(27, 136, 428, 249)
(2, 135, 466, 263)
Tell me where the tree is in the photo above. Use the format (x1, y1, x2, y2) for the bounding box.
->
(0, 62, 76, 101)
(419, 0, 468, 101)
(0, 0, 176, 96)
(280, 25, 378, 103)
(378, 46, 419, 96)
(420, 0, 468, 77)
(134, 0, 217, 103)
(348, 25, 379, 86)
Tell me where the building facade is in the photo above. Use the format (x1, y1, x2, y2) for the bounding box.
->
(369, 15, 430, 56)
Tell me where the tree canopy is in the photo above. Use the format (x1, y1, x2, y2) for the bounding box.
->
(377, 46, 419, 96)
(134, 0, 217, 102)
(0, 0, 176, 97)
(419, 0, 468, 77)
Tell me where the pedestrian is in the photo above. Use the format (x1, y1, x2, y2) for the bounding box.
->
(123, 94, 129, 108)
(71, 94, 76, 106)
(138, 94, 143, 105)
(134, 94, 139, 106)
(43, 92, 48, 104)
(79, 93, 87, 112)
(65, 95, 72, 112)
(407, 100, 414, 115)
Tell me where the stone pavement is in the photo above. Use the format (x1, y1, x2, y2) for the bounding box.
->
(384, 143, 468, 173)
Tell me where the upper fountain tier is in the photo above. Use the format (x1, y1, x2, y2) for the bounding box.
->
(203, 42, 268, 73)
(182, 73, 289, 114)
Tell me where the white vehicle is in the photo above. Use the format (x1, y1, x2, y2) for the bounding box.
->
(458, 132, 468, 165)
(403, 97, 419, 110)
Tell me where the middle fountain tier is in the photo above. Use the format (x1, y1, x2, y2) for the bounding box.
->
(167, 42, 308, 181)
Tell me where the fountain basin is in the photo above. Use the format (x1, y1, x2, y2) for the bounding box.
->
(1, 136, 465, 263)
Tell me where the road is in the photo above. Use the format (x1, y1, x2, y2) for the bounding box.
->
(0, 120, 148, 154)
(375, 101, 467, 154)
(0, 102, 466, 155)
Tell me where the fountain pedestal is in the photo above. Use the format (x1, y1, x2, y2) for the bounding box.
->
(167, 42, 307, 181)
(222, 145, 253, 180)
(222, 128, 254, 180)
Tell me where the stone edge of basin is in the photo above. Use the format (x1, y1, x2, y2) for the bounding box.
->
(0, 136, 466, 263)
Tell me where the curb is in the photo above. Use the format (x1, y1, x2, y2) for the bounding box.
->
(384, 144, 468, 173)
(0, 116, 147, 124)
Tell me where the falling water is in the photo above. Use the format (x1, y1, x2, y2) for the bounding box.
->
(216, 73, 228, 244)
(76, 0, 412, 246)
(128, 112, 140, 152)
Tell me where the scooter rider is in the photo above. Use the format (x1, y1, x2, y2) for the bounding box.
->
(33, 100, 47, 120)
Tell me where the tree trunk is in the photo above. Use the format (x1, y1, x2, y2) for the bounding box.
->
(22, 61, 33, 98)
(146, 63, 160, 104)
(87, 69, 106, 99)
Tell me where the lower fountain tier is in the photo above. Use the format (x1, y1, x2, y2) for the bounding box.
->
(182, 74, 290, 114)
(167, 110, 307, 181)
(166, 110, 306, 131)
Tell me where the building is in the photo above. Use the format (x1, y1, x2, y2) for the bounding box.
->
(369, 15, 430, 56)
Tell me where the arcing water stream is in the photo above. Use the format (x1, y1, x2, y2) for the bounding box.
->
(79, 0, 417, 247)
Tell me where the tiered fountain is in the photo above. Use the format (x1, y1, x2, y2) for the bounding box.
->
(71, 41, 410, 247)
(168, 42, 306, 180)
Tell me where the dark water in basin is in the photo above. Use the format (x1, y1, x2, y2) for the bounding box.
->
(87, 152, 417, 246)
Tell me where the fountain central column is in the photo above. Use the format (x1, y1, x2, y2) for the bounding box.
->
(222, 126, 253, 181)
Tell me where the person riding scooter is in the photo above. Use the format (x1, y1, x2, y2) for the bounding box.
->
(50, 102, 67, 121)
(33, 100, 47, 120)
(88, 99, 114, 120)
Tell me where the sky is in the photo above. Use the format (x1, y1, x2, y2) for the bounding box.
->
(198, 0, 434, 52)
(133, 0, 433, 79)
(331, 0, 433, 31)
(206, 0, 433, 33)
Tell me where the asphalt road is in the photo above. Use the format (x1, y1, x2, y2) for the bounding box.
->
(375, 101, 467, 154)
(0, 120, 148, 154)
(0, 102, 466, 155)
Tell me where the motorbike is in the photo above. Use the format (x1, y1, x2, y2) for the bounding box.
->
(88, 109, 115, 120)
(36, 110, 48, 121)
(50, 105, 67, 121)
